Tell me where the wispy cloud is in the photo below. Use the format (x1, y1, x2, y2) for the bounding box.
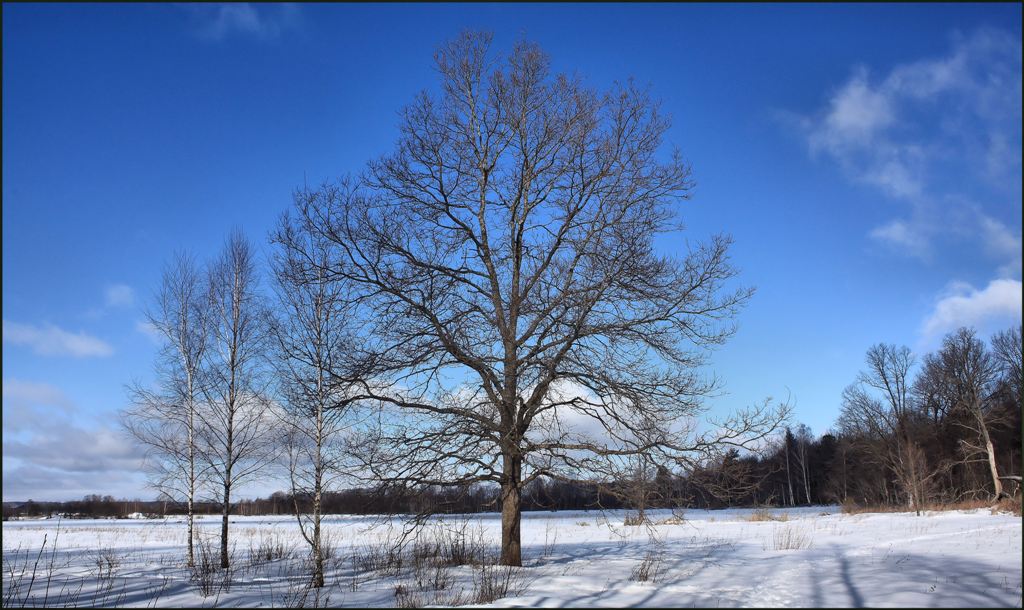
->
(1, 465, 146, 503)
(794, 28, 1022, 348)
(4, 424, 144, 474)
(104, 284, 136, 309)
(84, 282, 138, 319)
(135, 320, 162, 344)
(186, 3, 301, 41)
(2, 378, 74, 434)
(1, 379, 147, 501)
(2, 320, 114, 357)
(1, 378, 73, 410)
(920, 278, 1023, 344)
(795, 28, 1022, 264)
(979, 214, 1024, 278)
(868, 219, 930, 260)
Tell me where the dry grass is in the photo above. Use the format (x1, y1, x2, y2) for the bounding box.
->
(191, 535, 228, 598)
(367, 520, 532, 607)
(622, 513, 648, 526)
(991, 496, 1023, 517)
(248, 532, 293, 566)
(628, 548, 664, 582)
(765, 526, 813, 551)
(2, 533, 133, 608)
(747, 508, 789, 522)
(841, 498, 1017, 516)
(471, 562, 529, 604)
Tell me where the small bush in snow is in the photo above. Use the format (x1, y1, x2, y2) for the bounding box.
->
(248, 532, 292, 566)
(623, 512, 649, 526)
(629, 549, 664, 583)
(191, 536, 228, 598)
(765, 526, 813, 551)
(472, 562, 527, 604)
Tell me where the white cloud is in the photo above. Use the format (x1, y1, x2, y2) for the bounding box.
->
(797, 28, 1022, 262)
(869, 219, 930, 259)
(2, 320, 114, 357)
(188, 3, 300, 41)
(921, 278, 1023, 342)
(4, 423, 144, 474)
(2, 379, 74, 434)
(1, 464, 147, 503)
(978, 215, 1023, 277)
(1, 381, 147, 501)
(2, 378, 71, 409)
(104, 284, 135, 308)
(808, 67, 894, 155)
(863, 151, 925, 200)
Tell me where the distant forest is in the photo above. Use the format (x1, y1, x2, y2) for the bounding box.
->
(8, 328, 1020, 522)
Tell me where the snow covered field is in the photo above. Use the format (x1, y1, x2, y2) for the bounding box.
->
(2, 506, 1021, 607)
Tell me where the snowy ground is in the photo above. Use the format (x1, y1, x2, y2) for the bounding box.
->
(2, 506, 1021, 607)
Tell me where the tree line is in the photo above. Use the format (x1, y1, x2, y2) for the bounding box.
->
(660, 327, 1021, 512)
(16, 322, 1017, 527)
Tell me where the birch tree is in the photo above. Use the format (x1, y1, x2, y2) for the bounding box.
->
(122, 252, 209, 567)
(199, 231, 275, 569)
(783, 428, 796, 506)
(793, 424, 813, 505)
(268, 211, 360, 588)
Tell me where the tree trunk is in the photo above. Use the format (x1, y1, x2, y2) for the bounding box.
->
(801, 447, 811, 505)
(312, 508, 324, 588)
(500, 453, 522, 567)
(187, 394, 196, 568)
(187, 495, 195, 568)
(841, 450, 848, 504)
(220, 482, 231, 569)
(312, 442, 324, 588)
(784, 438, 794, 507)
(312, 521, 324, 588)
(979, 416, 1004, 500)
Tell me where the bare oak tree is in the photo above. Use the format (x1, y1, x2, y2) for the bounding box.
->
(297, 32, 783, 565)
(122, 252, 209, 567)
(199, 231, 275, 569)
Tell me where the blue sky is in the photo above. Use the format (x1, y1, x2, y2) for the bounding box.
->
(3, 3, 1021, 502)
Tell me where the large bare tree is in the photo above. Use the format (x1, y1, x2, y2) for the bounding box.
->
(839, 343, 935, 513)
(991, 325, 1022, 408)
(929, 328, 1006, 500)
(199, 231, 275, 569)
(297, 32, 783, 565)
(122, 253, 209, 567)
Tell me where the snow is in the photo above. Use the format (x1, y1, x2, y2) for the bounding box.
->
(2, 506, 1020, 607)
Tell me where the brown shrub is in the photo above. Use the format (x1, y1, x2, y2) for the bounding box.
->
(991, 496, 1023, 517)
(842, 498, 1010, 515)
(747, 508, 788, 522)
